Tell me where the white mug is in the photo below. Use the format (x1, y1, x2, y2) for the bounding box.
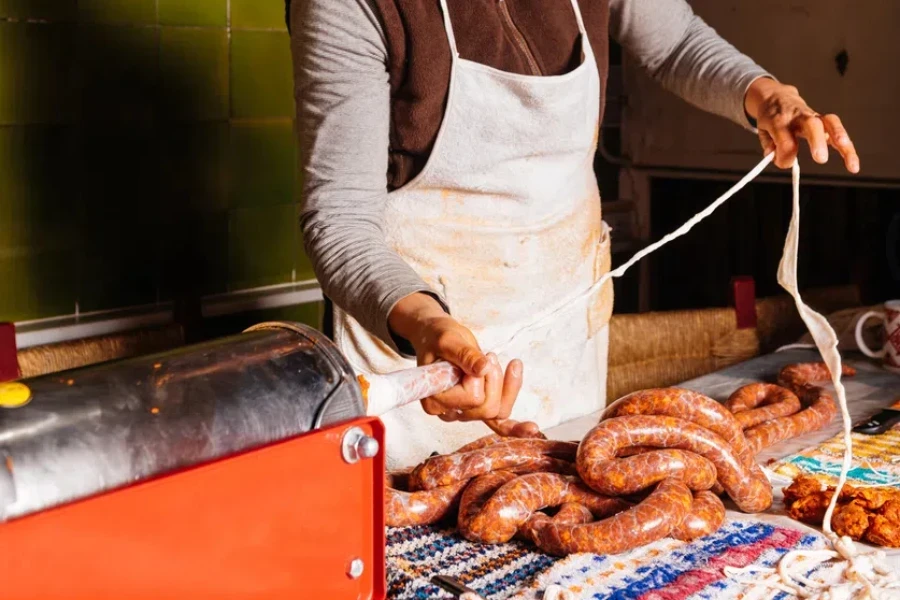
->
(855, 300, 900, 373)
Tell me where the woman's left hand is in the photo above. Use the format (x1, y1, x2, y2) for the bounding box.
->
(744, 77, 859, 173)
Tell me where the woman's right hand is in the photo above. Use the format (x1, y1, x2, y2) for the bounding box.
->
(388, 293, 524, 422)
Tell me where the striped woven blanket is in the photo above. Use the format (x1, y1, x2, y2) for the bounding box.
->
(771, 428, 900, 486)
(387, 519, 826, 599)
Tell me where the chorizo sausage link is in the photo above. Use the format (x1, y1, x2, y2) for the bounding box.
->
(578, 449, 717, 495)
(743, 387, 837, 454)
(530, 502, 594, 528)
(387, 455, 579, 528)
(456, 434, 505, 453)
(564, 481, 633, 517)
(520, 503, 595, 544)
(409, 439, 578, 490)
(507, 456, 577, 477)
(603, 388, 752, 463)
(671, 491, 725, 542)
(777, 362, 855, 391)
(577, 415, 772, 513)
(456, 428, 549, 455)
(552, 502, 595, 524)
(726, 383, 801, 430)
(385, 476, 470, 527)
(460, 472, 628, 544)
(726, 382, 796, 413)
(457, 471, 520, 538)
(742, 363, 856, 454)
(528, 478, 694, 556)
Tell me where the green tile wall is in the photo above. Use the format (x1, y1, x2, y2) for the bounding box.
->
(228, 204, 295, 290)
(0, 251, 79, 321)
(231, 0, 287, 31)
(0, 23, 76, 125)
(159, 123, 229, 213)
(159, 27, 229, 121)
(79, 221, 159, 311)
(228, 121, 295, 208)
(158, 0, 226, 27)
(0, 2, 315, 328)
(231, 31, 293, 118)
(0, 1, 77, 22)
(78, 0, 156, 25)
(77, 25, 159, 123)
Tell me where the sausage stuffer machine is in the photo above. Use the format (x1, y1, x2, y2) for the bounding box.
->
(0, 322, 465, 600)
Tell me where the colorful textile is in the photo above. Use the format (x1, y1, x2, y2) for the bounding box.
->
(387, 520, 825, 599)
(770, 429, 900, 486)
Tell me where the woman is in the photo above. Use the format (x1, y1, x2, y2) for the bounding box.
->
(288, 0, 859, 468)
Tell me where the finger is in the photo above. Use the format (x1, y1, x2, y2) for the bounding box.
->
(482, 418, 507, 435)
(461, 373, 485, 404)
(482, 354, 504, 418)
(438, 410, 461, 422)
(456, 354, 503, 420)
(822, 114, 860, 173)
(496, 358, 524, 420)
(758, 130, 776, 156)
(509, 420, 543, 438)
(437, 333, 489, 376)
(423, 398, 468, 421)
(484, 418, 544, 438)
(799, 115, 828, 164)
(769, 123, 799, 169)
(427, 376, 485, 412)
(421, 397, 444, 416)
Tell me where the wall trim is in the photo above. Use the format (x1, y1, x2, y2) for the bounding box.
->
(201, 279, 323, 318)
(15, 305, 176, 349)
(13, 280, 324, 349)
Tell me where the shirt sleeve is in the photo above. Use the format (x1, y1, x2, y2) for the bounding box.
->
(290, 0, 446, 356)
(609, 0, 773, 131)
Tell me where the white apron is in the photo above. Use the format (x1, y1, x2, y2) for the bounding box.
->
(335, 0, 614, 469)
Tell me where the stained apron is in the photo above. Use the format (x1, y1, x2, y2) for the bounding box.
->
(334, 0, 613, 468)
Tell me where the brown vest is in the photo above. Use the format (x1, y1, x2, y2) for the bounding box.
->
(371, 0, 610, 189)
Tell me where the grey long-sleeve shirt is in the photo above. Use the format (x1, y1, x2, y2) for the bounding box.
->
(290, 0, 771, 353)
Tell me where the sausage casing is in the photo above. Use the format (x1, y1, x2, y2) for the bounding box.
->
(521, 503, 594, 544)
(386, 476, 470, 527)
(528, 479, 693, 556)
(577, 415, 772, 513)
(777, 362, 855, 391)
(671, 491, 725, 542)
(409, 439, 578, 490)
(578, 449, 717, 495)
(742, 363, 855, 454)
(743, 387, 836, 454)
(604, 388, 752, 463)
(460, 472, 627, 544)
(727, 383, 801, 430)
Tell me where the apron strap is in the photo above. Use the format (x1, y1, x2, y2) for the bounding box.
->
(437, 0, 460, 59)
(568, 0, 589, 36)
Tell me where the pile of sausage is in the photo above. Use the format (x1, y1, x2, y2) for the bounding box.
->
(386, 362, 855, 556)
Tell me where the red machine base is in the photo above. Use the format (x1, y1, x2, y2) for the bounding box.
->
(0, 417, 386, 600)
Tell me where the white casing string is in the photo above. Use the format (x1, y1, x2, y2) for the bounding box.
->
(490, 152, 893, 598)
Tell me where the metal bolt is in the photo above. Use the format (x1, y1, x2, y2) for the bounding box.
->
(356, 435, 380, 459)
(341, 427, 379, 463)
(347, 558, 364, 579)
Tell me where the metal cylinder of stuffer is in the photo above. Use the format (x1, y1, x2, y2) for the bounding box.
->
(0, 321, 364, 523)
